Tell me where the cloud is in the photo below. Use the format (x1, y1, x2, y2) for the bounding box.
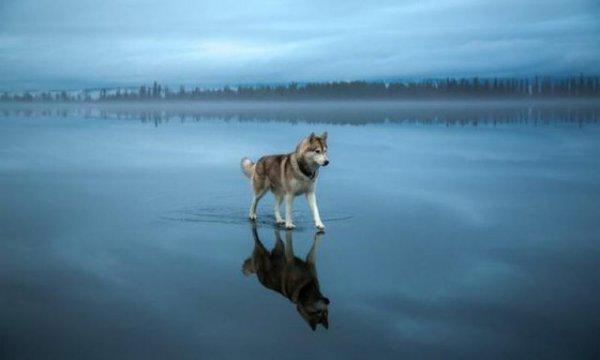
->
(0, 0, 599, 90)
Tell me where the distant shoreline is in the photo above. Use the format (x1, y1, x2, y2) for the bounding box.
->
(2, 99, 598, 126)
(1, 98, 599, 109)
(2, 97, 600, 104)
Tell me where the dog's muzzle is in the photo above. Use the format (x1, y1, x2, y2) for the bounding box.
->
(323, 160, 330, 166)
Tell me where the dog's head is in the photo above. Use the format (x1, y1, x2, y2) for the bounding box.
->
(296, 282, 330, 331)
(297, 132, 329, 167)
(297, 296, 330, 331)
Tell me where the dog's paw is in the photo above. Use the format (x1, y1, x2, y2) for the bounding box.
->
(248, 213, 257, 221)
(285, 223, 296, 230)
(276, 220, 286, 226)
(316, 223, 326, 230)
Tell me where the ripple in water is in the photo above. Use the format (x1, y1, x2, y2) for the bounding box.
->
(160, 205, 353, 229)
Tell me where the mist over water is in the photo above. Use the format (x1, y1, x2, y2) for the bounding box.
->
(1, 101, 600, 358)
(2, 100, 600, 126)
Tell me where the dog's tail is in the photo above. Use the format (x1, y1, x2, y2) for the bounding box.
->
(240, 157, 255, 178)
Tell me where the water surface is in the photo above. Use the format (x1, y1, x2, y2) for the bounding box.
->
(1, 102, 599, 359)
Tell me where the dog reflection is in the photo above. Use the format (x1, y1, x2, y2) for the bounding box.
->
(242, 226, 330, 330)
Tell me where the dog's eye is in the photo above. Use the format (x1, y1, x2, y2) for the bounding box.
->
(315, 149, 321, 153)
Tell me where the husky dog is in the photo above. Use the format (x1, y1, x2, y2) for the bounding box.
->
(241, 132, 329, 230)
(242, 225, 329, 331)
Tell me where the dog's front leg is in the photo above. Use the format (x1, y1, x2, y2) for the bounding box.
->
(284, 193, 295, 229)
(306, 191, 325, 230)
(274, 193, 284, 225)
(284, 230, 294, 262)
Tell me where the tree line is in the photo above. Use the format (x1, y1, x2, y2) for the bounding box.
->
(2, 75, 599, 102)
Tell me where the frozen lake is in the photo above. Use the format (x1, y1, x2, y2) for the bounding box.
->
(1, 101, 599, 358)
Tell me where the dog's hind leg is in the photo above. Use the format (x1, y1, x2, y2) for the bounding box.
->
(249, 191, 266, 220)
(243, 224, 262, 276)
(273, 193, 284, 225)
(249, 180, 267, 221)
(272, 229, 285, 256)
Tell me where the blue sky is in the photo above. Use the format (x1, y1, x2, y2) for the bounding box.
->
(1, 0, 599, 90)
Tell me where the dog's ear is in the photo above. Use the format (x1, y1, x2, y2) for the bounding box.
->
(309, 132, 316, 140)
(321, 316, 329, 329)
(296, 135, 310, 152)
(321, 131, 328, 141)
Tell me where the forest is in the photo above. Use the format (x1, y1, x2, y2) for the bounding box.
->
(2, 75, 599, 102)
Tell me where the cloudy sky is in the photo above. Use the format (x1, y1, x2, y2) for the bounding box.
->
(0, 0, 599, 90)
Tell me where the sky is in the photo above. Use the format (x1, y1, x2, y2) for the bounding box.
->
(0, 0, 599, 90)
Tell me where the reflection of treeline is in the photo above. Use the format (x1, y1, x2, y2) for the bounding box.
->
(2, 76, 600, 102)
(3, 104, 598, 127)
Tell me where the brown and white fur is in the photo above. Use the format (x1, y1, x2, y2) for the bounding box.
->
(241, 132, 329, 230)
